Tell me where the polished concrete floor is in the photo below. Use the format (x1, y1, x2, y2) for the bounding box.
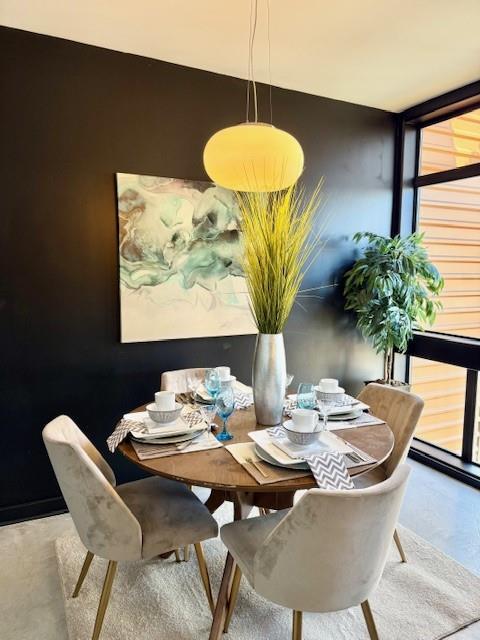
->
(1, 460, 479, 640)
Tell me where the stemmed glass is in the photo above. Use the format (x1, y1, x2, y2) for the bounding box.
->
(215, 383, 235, 441)
(204, 368, 221, 404)
(317, 396, 337, 432)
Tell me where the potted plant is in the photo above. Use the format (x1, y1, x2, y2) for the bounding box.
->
(237, 182, 324, 425)
(344, 232, 444, 386)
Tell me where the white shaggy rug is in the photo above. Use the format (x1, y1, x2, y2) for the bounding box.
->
(55, 504, 480, 640)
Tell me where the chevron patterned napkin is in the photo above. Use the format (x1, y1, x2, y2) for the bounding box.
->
(304, 451, 354, 490)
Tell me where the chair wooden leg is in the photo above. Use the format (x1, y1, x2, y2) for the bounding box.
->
(174, 549, 182, 562)
(259, 507, 271, 516)
(72, 551, 94, 598)
(361, 600, 379, 640)
(292, 610, 303, 640)
(91, 561, 117, 640)
(224, 564, 242, 632)
(194, 543, 214, 614)
(184, 545, 191, 562)
(393, 529, 407, 563)
(208, 552, 235, 640)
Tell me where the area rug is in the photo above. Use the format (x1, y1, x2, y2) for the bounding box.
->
(55, 503, 480, 640)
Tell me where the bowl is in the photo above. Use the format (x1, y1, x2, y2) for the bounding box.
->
(283, 421, 320, 446)
(315, 387, 346, 404)
(146, 402, 182, 424)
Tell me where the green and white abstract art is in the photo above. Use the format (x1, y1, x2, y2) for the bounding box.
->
(116, 173, 256, 342)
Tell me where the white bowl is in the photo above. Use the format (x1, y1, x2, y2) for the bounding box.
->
(283, 420, 320, 446)
(146, 402, 182, 424)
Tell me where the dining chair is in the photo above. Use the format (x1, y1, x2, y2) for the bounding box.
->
(215, 464, 411, 640)
(160, 367, 206, 393)
(43, 415, 218, 640)
(355, 382, 424, 562)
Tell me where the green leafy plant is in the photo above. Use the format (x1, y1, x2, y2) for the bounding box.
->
(344, 232, 444, 384)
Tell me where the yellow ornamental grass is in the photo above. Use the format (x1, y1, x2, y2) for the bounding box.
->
(237, 180, 325, 334)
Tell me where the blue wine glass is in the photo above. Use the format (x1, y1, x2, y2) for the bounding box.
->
(204, 368, 221, 404)
(215, 384, 235, 441)
(297, 382, 316, 409)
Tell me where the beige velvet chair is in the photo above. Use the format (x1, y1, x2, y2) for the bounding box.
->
(216, 464, 411, 640)
(355, 383, 424, 562)
(43, 415, 218, 640)
(160, 367, 206, 393)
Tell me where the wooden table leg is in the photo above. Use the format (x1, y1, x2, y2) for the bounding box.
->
(231, 491, 255, 520)
(253, 490, 296, 512)
(205, 489, 228, 514)
(209, 552, 235, 640)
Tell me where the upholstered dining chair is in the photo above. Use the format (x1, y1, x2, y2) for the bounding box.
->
(355, 383, 424, 562)
(160, 367, 206, 393)
(216, 464, 411, 640)
(43, 415, 218, 640)
(161, 367, 208, 561)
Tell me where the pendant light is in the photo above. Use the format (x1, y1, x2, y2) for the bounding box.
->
(203, 0, 304, 193)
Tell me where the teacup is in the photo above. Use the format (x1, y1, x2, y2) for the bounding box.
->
(319, 378, 339, 393)
(291, 408, 319, 433)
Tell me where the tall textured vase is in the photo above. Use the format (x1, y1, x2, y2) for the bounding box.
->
(252, 333, 287, 426)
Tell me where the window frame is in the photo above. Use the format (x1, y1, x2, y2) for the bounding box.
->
(393, 81, 480, 488)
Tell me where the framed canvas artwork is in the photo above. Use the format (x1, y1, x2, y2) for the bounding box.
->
(116, 173, 256, 342)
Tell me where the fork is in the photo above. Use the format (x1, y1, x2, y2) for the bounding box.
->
(245, 457, 269, 478)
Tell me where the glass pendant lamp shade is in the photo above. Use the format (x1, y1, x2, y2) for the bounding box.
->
(203, 122, 304, 192)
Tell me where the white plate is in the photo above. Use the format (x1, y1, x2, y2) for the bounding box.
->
(328, 408, 363, 421)
(130, 421, 204, 440)
(254, 443, 310, 470)
(131, 429, 205, 445)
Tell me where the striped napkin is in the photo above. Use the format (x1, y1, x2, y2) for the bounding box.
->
(304, 451, 354, 490)
(106, 408, 205, 453)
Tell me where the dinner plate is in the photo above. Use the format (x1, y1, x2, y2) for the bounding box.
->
(327, 408, 363, 421)
(254, 442, 310, 470)
(131, 429, 206, 445)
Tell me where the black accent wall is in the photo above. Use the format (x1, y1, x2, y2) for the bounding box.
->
(0, 27, 395, 523)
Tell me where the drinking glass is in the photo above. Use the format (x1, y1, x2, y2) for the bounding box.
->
(297, 383, 316, 409)
(204, 368, 221, 403)
(318, 396, 337, 431)
(215, 383, 235, 441)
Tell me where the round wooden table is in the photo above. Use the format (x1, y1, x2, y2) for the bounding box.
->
(118, 404, 394, 517)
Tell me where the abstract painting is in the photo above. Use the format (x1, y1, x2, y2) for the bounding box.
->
(116, 173, 256, 342)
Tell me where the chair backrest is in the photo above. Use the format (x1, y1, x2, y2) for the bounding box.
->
(160, 368, 206, 393)
(357, 383, 423, 476)
(253, 464, 411, 613)
(43, 415, 142, 561)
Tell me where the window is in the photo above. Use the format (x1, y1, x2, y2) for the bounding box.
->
(397, 92, 480, 486)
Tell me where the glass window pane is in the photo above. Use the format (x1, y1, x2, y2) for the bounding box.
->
(420, 108, 480, 175)
(410, 357, 467, 455)
(417, 175, 480, 339)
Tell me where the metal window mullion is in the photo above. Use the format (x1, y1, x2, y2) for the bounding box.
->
(462, 369, 478, 462)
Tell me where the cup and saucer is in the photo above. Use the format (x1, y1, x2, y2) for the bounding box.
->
(283, 409, 326, 447)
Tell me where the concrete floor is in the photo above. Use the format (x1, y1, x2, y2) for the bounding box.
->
(1, 460, 479, 640)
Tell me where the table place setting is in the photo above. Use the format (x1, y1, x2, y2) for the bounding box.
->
(106, 388, 223, 458)
(226, 379, 378, 490)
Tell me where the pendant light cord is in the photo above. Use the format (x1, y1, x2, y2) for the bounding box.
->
(267, 0, 273, 124)
(246, 0, 259, 123)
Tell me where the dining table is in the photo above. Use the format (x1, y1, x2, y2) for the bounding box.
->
(118, 403, 394, 518)
(118, 402, 394, 639)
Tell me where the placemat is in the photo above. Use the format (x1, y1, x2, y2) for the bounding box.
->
(131, 431, 222, 461)
(225, 442, 312, 485)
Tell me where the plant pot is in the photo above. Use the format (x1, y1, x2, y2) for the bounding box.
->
(364, 379, 411, 392)
(252, 333, 287, 426)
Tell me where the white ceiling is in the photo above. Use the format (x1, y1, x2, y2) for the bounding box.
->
(2, 0, 480, 112)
